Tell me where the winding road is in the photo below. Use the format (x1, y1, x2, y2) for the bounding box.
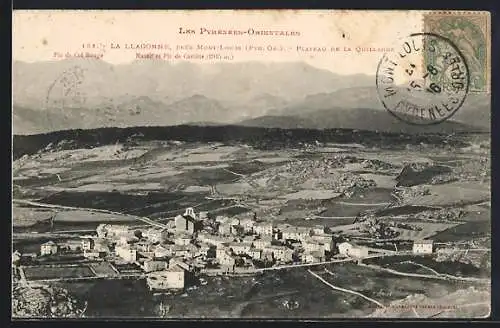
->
(13, 199, 168, 229)
(307, 269, 386, 308)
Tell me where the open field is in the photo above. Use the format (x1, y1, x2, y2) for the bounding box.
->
(53, 210, 138, 223)
(281, 190, 342, 200)
(69, 182, 165, 192)
(158, 263, 489, 318)
(24, 265, 95, 280)
(410, 183, 490, 207)
(52, 262, 490, 318)
(285, 217, 356, 228)
(366, 255, 490, 279)
(89, 262, 118, 277)
(13, 206, 56, 228)
(55, 279, 158, 317)
(359, 174, 397, 189)
(13, 140, 490, 244)
(393, 222, 461, 240)
(216, 182, 255, 195)
(432, 221, 491, 242)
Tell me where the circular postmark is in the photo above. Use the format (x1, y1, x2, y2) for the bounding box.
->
(376, 33, 470, 125)
(45, 66, 87, 130)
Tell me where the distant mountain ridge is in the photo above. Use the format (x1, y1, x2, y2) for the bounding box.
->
(267, 87, 490, 130)
(13, 94, 232, 135)
(13, 59, 373, 107)
(239, 107, 486, 134)
(13, 59, 489, 134)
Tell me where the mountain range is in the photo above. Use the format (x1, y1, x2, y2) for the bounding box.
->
(13, 59, 490, 135)
(238, 108, 482, 134)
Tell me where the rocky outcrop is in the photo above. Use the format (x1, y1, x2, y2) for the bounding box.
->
(435, 248, 491, 270)
(358, 218, 400, 239)
(12, 285, 86, 318)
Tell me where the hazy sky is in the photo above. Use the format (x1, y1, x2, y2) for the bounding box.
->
(13, 10, 424, 75)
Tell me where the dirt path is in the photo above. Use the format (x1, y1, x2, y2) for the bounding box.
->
(222, 167, 246, 178)
(399, 260, 441, 276)
(312, 215, 358, 219)
(336, 201, 391, 206)
(307, 269, 385, 308)
(13, 199, 168, 229)
(359, 263, 490, 284)
(256, 258, 354, 272)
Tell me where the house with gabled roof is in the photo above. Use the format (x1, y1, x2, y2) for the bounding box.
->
(413, 240, 434, 254)
(40, 241, 58, 256)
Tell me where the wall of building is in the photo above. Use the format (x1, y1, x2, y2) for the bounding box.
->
(148, 270, 185, 290)
(338, 243, 352, 255)
(144, 260, 167, 273)
(175, 238, 191, 246)
(41, 244, 58, 255)
(82, 240, 94, 251)
(349, 247, 368, 258)
(413, 243, 433, 253)
(116, 246, 137, 262)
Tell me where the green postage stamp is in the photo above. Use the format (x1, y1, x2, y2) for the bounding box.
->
(424, 11, 490, 93)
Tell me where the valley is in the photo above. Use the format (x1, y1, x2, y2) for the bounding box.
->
(12, 128, 490, 318)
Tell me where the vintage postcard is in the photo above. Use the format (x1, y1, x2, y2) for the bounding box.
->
(12, 10, 491, 319)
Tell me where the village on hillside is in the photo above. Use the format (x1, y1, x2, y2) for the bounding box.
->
(13, 206, 439, 293)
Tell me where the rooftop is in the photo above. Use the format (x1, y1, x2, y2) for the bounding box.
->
(308, 251, 324, 258)
(312, 234, 333, 239)
(303, 238, 323, 245)
(61, 239, 81, 245)
(175, 234, 192, 240)
(414, 240, 434, 244)
(215, 216, 230, 223)
(107, 225, 130, 230)
(198, 233, 228, 241)
(198, 243, 212, 249)
(182, 215, 197, 222)
(145, 227, 168, 233)
(175, 214, 197, 223)
(168, 244, 196, 252)
(338, 241, 354, 247)
(148, 265, 184, 274)
(280, 226, 311, 233)
(227, 242, 253, 247)
(265, 245, 290, 250)
(116, 244, 134, 250)
(255, 236, 273, 242)
(255, 222, 274, 227)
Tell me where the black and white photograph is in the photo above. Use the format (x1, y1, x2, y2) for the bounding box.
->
(11, 10, 491, 319)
